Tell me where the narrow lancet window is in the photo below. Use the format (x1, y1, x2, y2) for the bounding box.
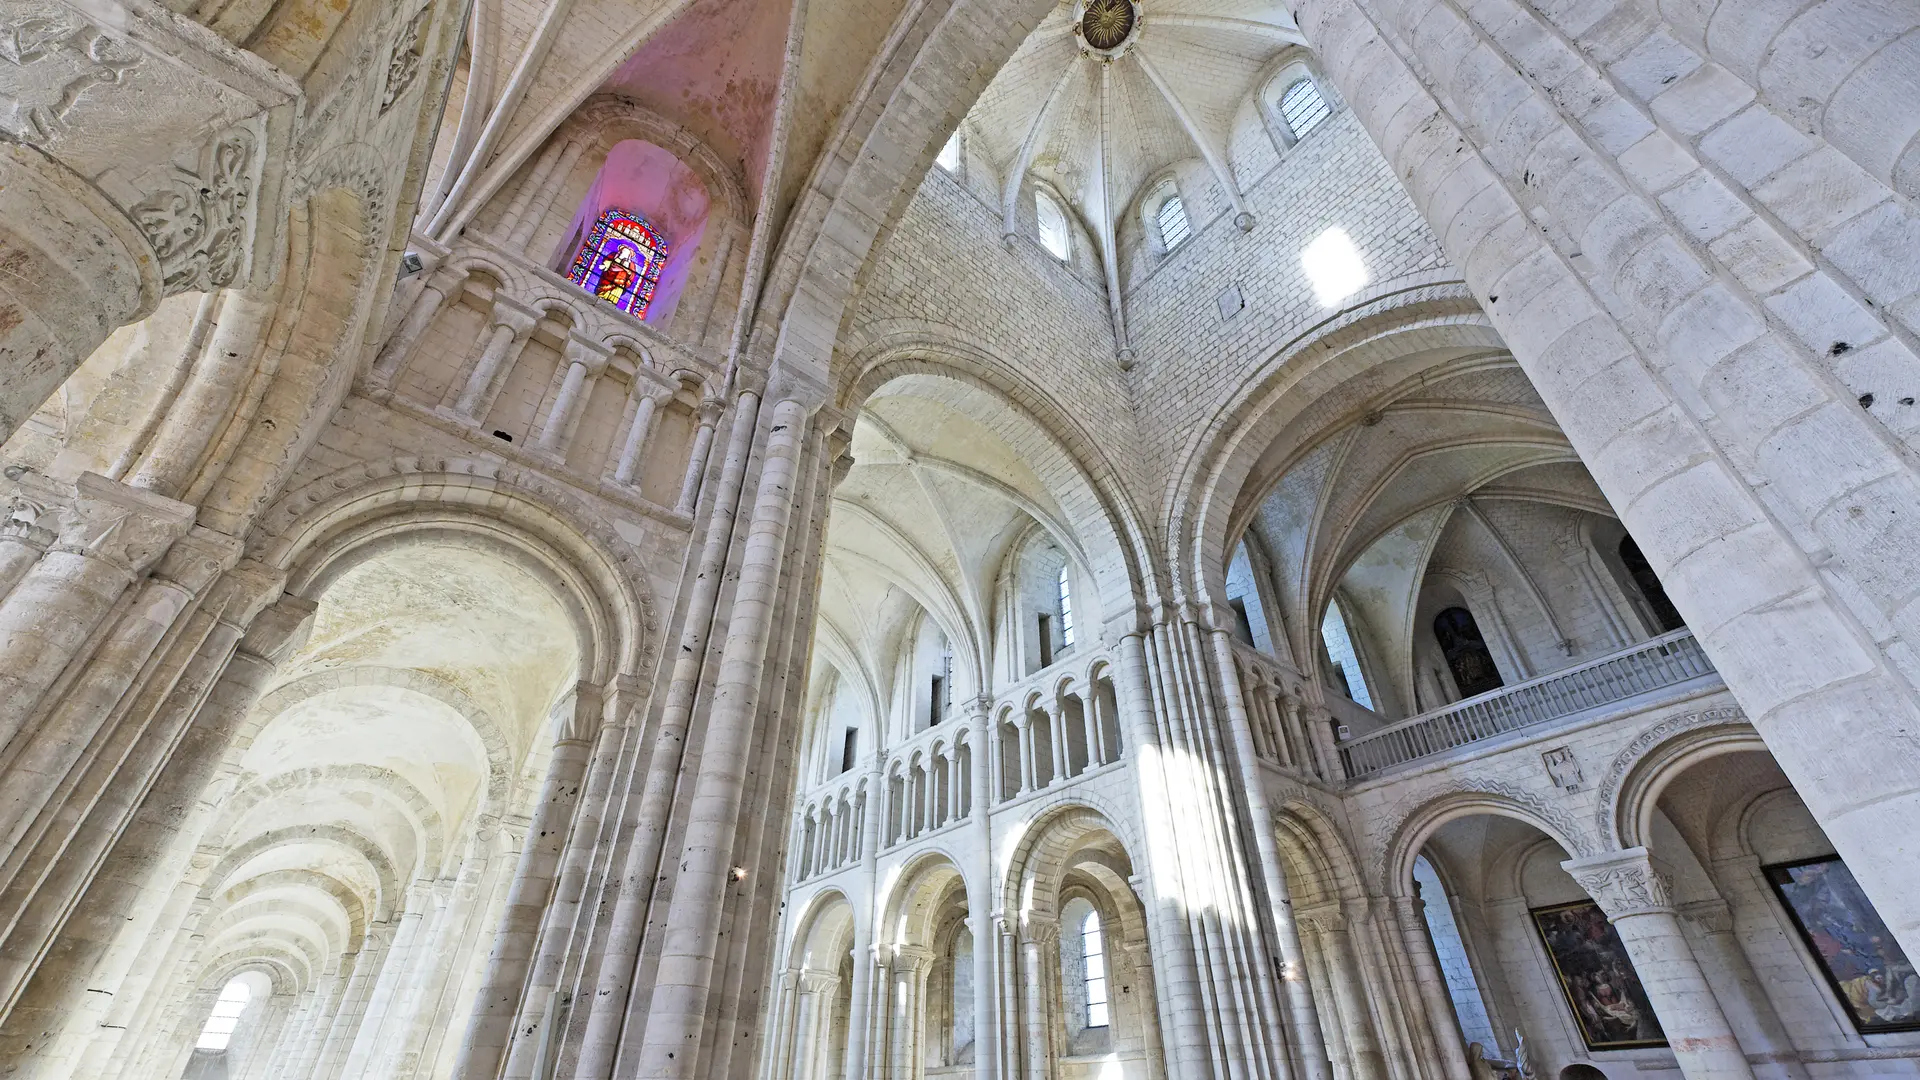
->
(1058, 564, 1076, 648)
(1083, 910, 1109, 1028)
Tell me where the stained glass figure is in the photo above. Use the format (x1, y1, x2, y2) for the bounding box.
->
(567, 208, 669, 318)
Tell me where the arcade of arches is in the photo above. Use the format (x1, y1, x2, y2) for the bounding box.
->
(3, 0, 1920, 1078)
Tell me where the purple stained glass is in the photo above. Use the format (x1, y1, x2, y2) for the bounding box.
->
(567, 209, 669, 318)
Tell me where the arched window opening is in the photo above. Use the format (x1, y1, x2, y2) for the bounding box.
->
(1036, 190, 1071, 260)
(550, 140, 711, 324)
(930, 642, 952, 725)
(1617, 535, 1684, 632)
(949, 924, 976, 1061)
(840, 726, 859, 773)
(566, 208, 669, 318)
(1153, 182, 1193, 250)
(937, 130, 963, 173)
(1413, 856, 1499, 1054)
(1057, 564, 1076, 649)
(195, 977, 252, 1051)
(1319, 600, 1375, 711)
(1278, 78, 1331, 140)
(1082, 909, 1110, 1028)
(1434, 607, 1504, 698)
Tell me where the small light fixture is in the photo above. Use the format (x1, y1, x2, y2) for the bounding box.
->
(730, 866, 748, 882)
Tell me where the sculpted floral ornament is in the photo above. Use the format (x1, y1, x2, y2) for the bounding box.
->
(129, 128, 259, 293)
(1562, 849, 1672, 919)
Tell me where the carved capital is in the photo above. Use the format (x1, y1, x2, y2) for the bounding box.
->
(155, 526, 244, 595)
(487, 299, 540, 337)
(696, 397, 727, 427)
(891, 943, 933, 972)
(54, 472, 195, 577)
(129, 126, 261, 294)
(1561, 848, 1673, 919)
(1021, 915, 1060, 947)
(565, 334, 614, 373)
(1679, 899, 1734, 935)
(797, 968, 841, 994)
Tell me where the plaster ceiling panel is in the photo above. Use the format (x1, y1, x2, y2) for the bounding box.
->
(243, 688, 490, 832)
(1250, 434, 1343, 617)
(597, 0, 790, 196)
(229, 790, 426, 875)
(861, 391, 1063, 519)
(220, 844, 381, 904)
(957, 0, 1301, 253)
(1406, 363, 1549, 411)
(287, 543, 579, 747)
(1475, 461, 1612, 513)
(1335, 503, 1450, 711)
(1335, 444, 1568, 570)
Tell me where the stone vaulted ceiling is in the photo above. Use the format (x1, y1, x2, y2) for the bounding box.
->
(963, 0, 1306, 251)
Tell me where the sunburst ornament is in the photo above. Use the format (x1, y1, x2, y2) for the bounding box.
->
(1076, 0, 1138, 53)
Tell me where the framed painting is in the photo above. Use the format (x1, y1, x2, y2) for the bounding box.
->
(1529, 900, 1667, 1050)
(1765, 855, 1920, 1033)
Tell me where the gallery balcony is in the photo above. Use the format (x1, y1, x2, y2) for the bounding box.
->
(1336, 628, 1720, 779)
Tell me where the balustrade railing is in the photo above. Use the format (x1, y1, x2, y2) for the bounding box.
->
(1338, 629, 1716, 778)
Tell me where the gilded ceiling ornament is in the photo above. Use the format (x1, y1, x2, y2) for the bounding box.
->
(1077, 0, 1136, 51)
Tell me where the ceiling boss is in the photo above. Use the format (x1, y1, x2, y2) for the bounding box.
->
(1074, 0, 1141, 58)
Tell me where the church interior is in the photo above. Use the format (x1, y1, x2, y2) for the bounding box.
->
(3, 0, 1920, 1078)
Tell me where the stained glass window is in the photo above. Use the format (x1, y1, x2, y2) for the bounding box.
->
(567, 208, 669, 318)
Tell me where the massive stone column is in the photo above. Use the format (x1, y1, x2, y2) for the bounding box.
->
(1391, 896, 1472, 1080)
(0, 585, 310, 1077)
(1292, 0, 1920, 955)
(0, 472, 194, 751)
(1563, 850, 1753, 1080)
(1303, 910, 1386, 1080)
(453, 683, 602, 1078)
(566, 388, 764, 1079)
(1207, 625, 1332, 1080)
(633, 395, 812, 1077)
(965, 704, 997, 1080)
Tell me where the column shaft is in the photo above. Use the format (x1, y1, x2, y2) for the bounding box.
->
(635, 398, 811, 1078)
(569, 390, 760, 1079)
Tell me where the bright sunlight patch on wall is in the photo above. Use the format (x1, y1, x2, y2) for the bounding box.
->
(1301, 226, 1367, 307)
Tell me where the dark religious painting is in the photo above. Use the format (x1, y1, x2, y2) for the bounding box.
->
(1433, 607, 1504, 698)
(1766, 856, 1920, 1033)
(1529, 900, 1667, 1050)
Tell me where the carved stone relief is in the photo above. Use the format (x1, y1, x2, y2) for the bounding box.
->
(379, 7, 430, 114)
(129, 127, 260, 292)
(0, 10, 143, 142)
